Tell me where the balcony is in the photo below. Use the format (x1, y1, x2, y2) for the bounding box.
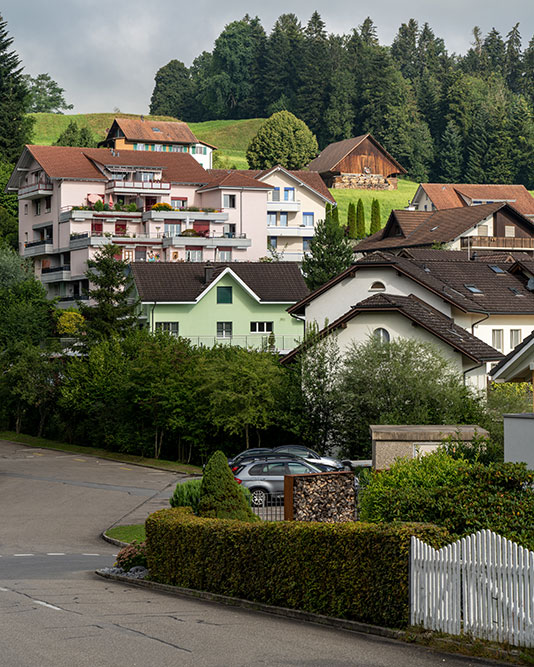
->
(460, 236, 534, 251)
(105, 179, 171, 195)
(267, 225, 314, 238)
(143, 209, 228, 223)
(60, 208, 142, 223)
(162, 232, 251, 249)
(18, 181, 53, 200)
(24, 239, 54, 257)
(41, 265, 71, 283)
(267, 196, 301, 212)
(179, 334, 302, 353)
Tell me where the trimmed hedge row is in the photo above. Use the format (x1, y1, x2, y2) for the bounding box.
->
(145, 508, 450, 628)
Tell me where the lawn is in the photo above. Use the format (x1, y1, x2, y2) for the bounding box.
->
(106, 524, 146, 544)
(0, 431, 202, 475)
(330, 179, 419, 229)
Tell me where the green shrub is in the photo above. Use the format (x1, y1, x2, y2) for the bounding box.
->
(115, 540, 147, 571)
(170, 478, 202, 513)
(359, 451, 534, 548)
(198, 450, 257, 521)
(113, 202, 123, 211)
(127, 203, 138, 212)
(93, 199, 104, 211)
(146, 508, 449, 628)
(180, 228, 201, 237)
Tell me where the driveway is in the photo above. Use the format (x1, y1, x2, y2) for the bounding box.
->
(0, 439, 498, 666)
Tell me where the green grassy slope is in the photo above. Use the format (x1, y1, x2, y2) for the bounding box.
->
(331, 179, 419, 228)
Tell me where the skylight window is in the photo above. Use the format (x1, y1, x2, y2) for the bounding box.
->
(509, 287, 524, 296)
(489, 265, 505, 274)
(464, 284, 483, 294)
(430, 226, 438, 231)
(152, 127, 161, 132)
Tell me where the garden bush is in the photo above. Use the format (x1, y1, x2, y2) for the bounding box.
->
(170, 478, 202, 513)
(198, 450, 257, 521)
(152, 202, 173, 211)
(146, 507, 449, 628)
(115, 540, 147, 571)
(359, 450, 534, 549)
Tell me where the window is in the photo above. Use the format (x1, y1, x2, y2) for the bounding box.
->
(287, 462, 313, 475)
(154, 144, 163, 152)
(373, 328, 390, 343)
(477, 224, 488, 236)
(141, 172, 155, 182)
(135, 247, 146, 261)
(151, 127, 161, 132)
(217, 321, 232, 338)
(509, 287, 524, 296)
(250, 322, 273, 333)
(223, 194, 236, 208)
(24, 204, 28, 215)
(489, 265, 505, 274)
(272, 187, 280, 202)
(267, 212, 277, 226)
(185, 248, 202, 262)
(303, 212, 314, 227)
(279, 212, 288, 227)
(505, 226, 516, 238)
(217, 249, 232, 262)
(269, 237, 277, 249)
(164, 223, 181, 236)
(34, 199, 41, 216)
(492, 329, 503, 351)
(465, 284, 483, 294)
(303, 237, 312, 252)
(155, 322, 179, 336)
(284, 187, 295, 201)
(44, 196, 51, 213)
(369, 281, 386, 291)
(510, 329, 522, 349)
(217, 286, 232, 304)
(171, 197, 187, 209)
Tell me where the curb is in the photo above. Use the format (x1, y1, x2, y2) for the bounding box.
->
(100, 532, 129, 549)
(94, 569, 404, 640)
(95, 571, 516, 665)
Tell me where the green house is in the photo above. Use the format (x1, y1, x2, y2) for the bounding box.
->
(130, 262, 309, 352)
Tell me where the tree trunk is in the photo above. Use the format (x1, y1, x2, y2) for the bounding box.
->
(245, 423, 249, 449)
(38, 407, 47, 438)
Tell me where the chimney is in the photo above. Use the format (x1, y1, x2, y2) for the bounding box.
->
(204, 262, 214, 284)
(470, 251, 478, 261)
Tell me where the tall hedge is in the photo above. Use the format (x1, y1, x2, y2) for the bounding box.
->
(146, 508, 449, 628)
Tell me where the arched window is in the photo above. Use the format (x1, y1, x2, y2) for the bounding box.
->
(373, 328, 390, 343)
(369, 281, 385, 291)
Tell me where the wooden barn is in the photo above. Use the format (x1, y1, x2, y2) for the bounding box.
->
(307, 133, 406, 190)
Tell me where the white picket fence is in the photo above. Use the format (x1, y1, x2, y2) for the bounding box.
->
(411, 530, 534, 647)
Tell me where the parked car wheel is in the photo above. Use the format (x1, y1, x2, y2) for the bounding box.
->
(249, 487, 267, 508)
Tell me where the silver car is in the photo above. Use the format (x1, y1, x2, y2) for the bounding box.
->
(234, 457, 322, 507)
(272, 445, 345, 470)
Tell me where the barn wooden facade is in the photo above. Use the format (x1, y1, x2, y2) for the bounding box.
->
(307, 134, 406, 190)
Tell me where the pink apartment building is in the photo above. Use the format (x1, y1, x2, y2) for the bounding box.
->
(7, 145, 271, 304)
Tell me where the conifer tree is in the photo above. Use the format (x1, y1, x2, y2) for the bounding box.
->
(464, 109, 489, 183)
(370, 199, 381, 235)
(356, 198, 365, 238)
(347, 202, 357, 239)
(504, 23, 523, 93)
(301, 210, 354, 290)
(440, 120, 463, 182)
(0, 15, 33, 162)
(331, 204, 339, 224)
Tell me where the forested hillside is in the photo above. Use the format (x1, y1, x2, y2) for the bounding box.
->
(149, 13, 534, 187)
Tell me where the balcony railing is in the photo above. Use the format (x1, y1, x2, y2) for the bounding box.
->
(58, 295, 89, 302)
(179, 334, 301, 351)
(42, 265, 71, 274)
(105, 180, 171, 192)
(461, 236, 534, 249)
(19, 181, 53, 198)
(26, 239, 53, 248)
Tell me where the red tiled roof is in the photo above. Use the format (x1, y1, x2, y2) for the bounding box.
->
(419, 184, 534, 216)
(25, 145, 210, 184)
(130, 262, 309, 303)
(113, 118, 198, 144)
(198, 171, 272, 191)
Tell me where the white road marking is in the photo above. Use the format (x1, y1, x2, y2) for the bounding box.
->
(34, 600, 61, 611)
(46, 553, 65, 556)
(0, 587, 9, 592)
(82, 553, 100, 556)
(13, 554, 34, 557)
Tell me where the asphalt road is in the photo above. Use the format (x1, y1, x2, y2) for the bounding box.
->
(0, 440, 499, 666)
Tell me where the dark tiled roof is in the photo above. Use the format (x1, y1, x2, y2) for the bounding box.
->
(489, 329, 534, 377)
(197, 171, 272, 191)
(284, 293, 503, 364)
(419, 183, 534, 216)
(25, 145, 210, 184)
(354, 202, 519, 253)
(130, 262, 309, 303)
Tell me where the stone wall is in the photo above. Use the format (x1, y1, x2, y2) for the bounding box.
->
(330, 173, 397, 190)
(284, 471, 356, 522)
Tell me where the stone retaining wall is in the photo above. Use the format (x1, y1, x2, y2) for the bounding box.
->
(284, 471, 356, 522)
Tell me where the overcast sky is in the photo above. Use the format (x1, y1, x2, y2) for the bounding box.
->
(2, 1, 533, 115)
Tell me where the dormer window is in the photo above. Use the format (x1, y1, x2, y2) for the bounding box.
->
(369, 281, 386, 292)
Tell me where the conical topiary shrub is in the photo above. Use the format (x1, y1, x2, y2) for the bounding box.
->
(198, 450, 257, 521)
